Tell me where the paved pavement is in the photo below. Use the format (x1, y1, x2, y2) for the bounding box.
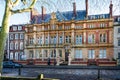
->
(2, 65, 120, 80)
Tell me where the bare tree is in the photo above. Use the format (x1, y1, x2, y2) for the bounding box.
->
(0, 0, 37, 76)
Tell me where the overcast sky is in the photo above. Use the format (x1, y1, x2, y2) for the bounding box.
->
(0, 0, 120, 26)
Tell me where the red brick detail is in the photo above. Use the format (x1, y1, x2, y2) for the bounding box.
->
(96, 31, 99, 43)
(86, 32, 88, 44)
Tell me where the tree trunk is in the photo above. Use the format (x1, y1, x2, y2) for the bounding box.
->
(0, 0, 11, 76)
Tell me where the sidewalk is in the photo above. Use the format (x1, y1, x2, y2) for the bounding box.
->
(23, 65, 120, 70)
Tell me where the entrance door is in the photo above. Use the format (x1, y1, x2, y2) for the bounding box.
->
(65, 52, 69, 61)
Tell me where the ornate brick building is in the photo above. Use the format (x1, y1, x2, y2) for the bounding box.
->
(24, 1, 116, 66)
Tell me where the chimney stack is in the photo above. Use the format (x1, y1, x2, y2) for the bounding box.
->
(109, 0, 113, 18)
(41, 6, 46, 20)
(73, 2, 77, 18)
(85, 0, 88, 19)
(30, 9, 33, 21)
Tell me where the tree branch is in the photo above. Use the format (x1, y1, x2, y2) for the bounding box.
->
(13, 0, 20, 7)
(10, 0, 37, 14)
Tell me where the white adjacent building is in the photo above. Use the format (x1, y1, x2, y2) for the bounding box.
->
(114, 16, 120, 59)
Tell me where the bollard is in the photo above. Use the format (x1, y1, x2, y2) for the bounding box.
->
(18, 67, 21, 76)
(97, 69, 101, 80)
(40, 74, 44, 80)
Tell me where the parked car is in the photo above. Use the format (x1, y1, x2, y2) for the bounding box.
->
(3, 61, 23, 68)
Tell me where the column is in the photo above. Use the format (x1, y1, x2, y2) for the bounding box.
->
(33, 49, 36, 59)
(48, 32, 50, 44)
(56, 31, 58, 44)
(42, 32, 45, 45)
(42, 49, 44, 61)
(84, 32, 86, 44)
(71, 23, 75, 44)
(71, 48, 75, 59)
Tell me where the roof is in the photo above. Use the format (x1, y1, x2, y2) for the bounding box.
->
(31, 10, 110, 24)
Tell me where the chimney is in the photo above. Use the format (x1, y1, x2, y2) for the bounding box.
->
(41, 6, 46, 20)
(85, 0, 88, 19)
(30, 9, 33, 20)
(109, 0, 113, 18)
(73, 2, 77, 18)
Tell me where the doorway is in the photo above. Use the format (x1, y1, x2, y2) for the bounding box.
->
(65, 49, 69, 61)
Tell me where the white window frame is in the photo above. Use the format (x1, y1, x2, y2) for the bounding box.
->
(10, 42, 14, 50)
(88, 50, 95, 59)
(75, 50, 82, 58)
(20, 33, 24, 39)
(15, 34, 18, 39)
(20, 42, 23, 50)
(15, 42, 18, 50)
(99, 49, 106, 58)
(10, 34, 14, 40)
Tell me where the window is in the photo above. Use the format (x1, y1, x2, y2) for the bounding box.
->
(88, 34, 95, 43)
(59, 50, 62, 57)
(118, 53, 120, 58)
(20, 33, 24, 39)
(65, 36, 71, 43)
(15, 34, 18, 39)
(75, 50, 82, 58)
(118, 17, 120, 21)
(15, 42, 18, 50)
(15, 52, 18, 60)
(118, 39, 120, 46)
(65, 26, 71, 29)
(51, 25, 56, 30)
(29, 50, 34, 59)
(10, 52, 13, 60)
(36, 50, 42, 59)
(13, 26, 17, 31)
(10, 42, 14, 50)
(10, 34, 14, 40)
(18, 26, 22, 30)
(50, 36, 54, 44)
(118, 28, 120, 33)
(100, 23, 105, 28)
(99, 49, 106, 58)
(100, 33, 106, 43)
(88, 24, 94, 28)
(75, 26, 82, 29)
(88, 50, 95, 59)
(20, 42, 23, 50)
(59, 36, 63, 44)
(50, 50, 54, 58)
(38, 37, 42, 45)
(58, 26, 62, 30)
(44, 26, 48, 30)
(44, 50, 48, 57)
(53, 36, 57, 44)
(29, 38, 34, 44)
(76, 35, 82, 44)
(45, 37, 48, 44)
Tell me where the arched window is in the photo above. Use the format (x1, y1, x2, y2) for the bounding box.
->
(20, 42, 23, 50)
(15, 42, 18, 50)
(100, 33, 106, 42)
(10, 52, 13, 60)
(10, 42, 13, 49)
(15, 52, 18, 60)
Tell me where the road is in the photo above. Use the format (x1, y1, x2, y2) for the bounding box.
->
(2, 65, 120, 80)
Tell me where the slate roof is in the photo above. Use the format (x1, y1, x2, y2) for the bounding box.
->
(31, 10, 110, 24)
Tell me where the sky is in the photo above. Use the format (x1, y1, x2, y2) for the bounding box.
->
(0, 0, 120, 26)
